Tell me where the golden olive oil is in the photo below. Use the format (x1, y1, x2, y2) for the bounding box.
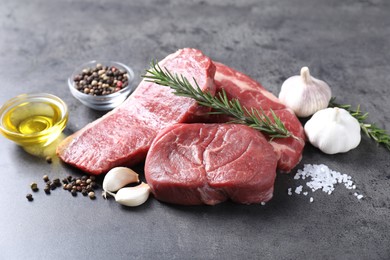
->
(18, 115, 54, 134)
(1, 100, 65, 146)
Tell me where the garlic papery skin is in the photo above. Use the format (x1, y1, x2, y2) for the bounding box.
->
(278, 67, 332, 117)
(115, 182, 151, 207)
(304, 107, 361, 154)
(102, 167, 139, 199)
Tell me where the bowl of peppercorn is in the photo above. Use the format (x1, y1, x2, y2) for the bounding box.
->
(68, 61, 135, 110)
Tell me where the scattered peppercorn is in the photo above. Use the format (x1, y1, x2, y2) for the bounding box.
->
(53, 178, 61, 187)
(50, 183, 57, 190)
(45, 156, 52, 164)
(44, 187, 50, 194)
(88, 191, 96, 200)
(30, 182, 39, 192)
(27, 174, 99, 202)
(91, 182, 97, 189)
(73, 63, 129, 96)
(26, 194, 33, 201)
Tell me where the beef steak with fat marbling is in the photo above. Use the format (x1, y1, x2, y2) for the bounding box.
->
(144, 123, 277, 205)
(210, 61, 305, 172)
(56, 48, 216, 174)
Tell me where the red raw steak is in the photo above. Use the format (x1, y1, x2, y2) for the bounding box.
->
(57, 48, 216, 174)
(144, 123, 277, 205)
(210, 61, 305, 172)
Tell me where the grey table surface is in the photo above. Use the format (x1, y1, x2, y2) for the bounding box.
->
(0, 0, 389, 259)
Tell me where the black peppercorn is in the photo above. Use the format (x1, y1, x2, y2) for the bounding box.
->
(89, 181, 95, 188)
(53, 178, 61, 187)
(45, 156, 52, 164)
(26, 194, 33, 201)
(44, 187, 50, 194)
(30, 182, 39, 192)
(50, 183, 57, 190)
(43, 175, 49, 182)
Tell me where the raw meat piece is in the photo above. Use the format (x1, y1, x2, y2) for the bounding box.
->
(57, 48, 216, 174)
(145, 123, 277, 205)
(210, 61, 305, 172)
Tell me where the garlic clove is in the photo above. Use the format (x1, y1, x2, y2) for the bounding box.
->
(102, 167, 139, 199)
(114, 182, 151, 207)
(278, 66, 332, 117)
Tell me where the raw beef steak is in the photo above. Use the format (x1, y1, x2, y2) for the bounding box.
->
(210, 61, 305, 172)
(145, 123, 277, 205)
(57, 48, 216, 174)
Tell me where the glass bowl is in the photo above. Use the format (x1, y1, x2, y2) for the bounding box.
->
(68, 60, 135, 111)
(0, 93, 69, 147)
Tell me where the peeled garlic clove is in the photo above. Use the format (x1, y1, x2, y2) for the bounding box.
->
(278, 67, 332, 117)
(102, 167, 139, 198)
(115, 182, 151, 207)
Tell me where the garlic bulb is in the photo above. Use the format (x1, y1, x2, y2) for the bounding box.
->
(304, 107, 361, 154)
(115, 182, 151, 207)
(102, 167, 139, 198)
(279, 67, 332, 117)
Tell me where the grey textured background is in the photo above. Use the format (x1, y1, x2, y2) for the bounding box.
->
(0, 0, 389, 259)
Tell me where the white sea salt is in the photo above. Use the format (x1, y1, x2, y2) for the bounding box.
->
(353, 193, 364, 200)
(288, 164, 363, 202)
(295, 185, 303, 194)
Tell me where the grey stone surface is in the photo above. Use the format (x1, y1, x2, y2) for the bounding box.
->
(0, 0, 389, 259)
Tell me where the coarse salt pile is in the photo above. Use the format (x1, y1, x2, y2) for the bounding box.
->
(288, 164, 364, 203)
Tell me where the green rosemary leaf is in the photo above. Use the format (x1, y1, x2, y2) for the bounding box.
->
(142, 62, 294, 139)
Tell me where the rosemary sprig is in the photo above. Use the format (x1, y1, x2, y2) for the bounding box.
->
(329, 97, 390, 151)
(142, 61, 294, 140)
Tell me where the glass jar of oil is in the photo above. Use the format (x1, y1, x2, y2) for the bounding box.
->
(0, 93, 68, 147)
